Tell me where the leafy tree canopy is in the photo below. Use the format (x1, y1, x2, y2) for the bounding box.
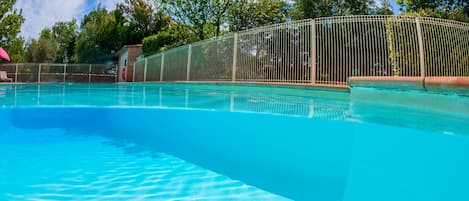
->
(25, 28, 58, 63)
(397, 0, 469, 22)
(74, 6, 110, 63)
(290, 0, 376, 20)
(160, 0, 235, 40)
(228, 0, 289, 32)
(374, 0, 394, 15)
(0, 0, 25, 62)
(51, 20, 78, 63)
(118, 0, 171, 44)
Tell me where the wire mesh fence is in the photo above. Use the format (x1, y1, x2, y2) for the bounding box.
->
(315, 16, 422, 84)
(2, 16, 467, 86)
(237, 20, 312, 83)
(135, 15, 469, 86)
(146, 54, 163, 82)
(163, 46, 189, 81)
(134, 60, 145, 82)
(420, 17, 469, 76)
(190, 34, 234, 81)
(0, 63, 116, 83)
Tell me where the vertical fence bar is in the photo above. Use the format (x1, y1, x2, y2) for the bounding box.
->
(63, 64, 67, 83)
(115, 64, 118, 83)
(232, 33, 238, 82)
(415, 17, 426, 77)
(132, 61, 136, 82)
(186, 45, 192, 81)
(160, 53, 165, 81)
(88, 64, 92, 83)
(15, 63, 18, 83)
(310, 19, 316, 84)
(144, 58, 148, 82)
(38, 64, 42, 83)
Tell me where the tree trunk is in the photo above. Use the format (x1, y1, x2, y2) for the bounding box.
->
(216, 18, 221, 37)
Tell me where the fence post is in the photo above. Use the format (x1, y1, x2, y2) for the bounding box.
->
(15, 63, 18, 83)
(415, 17, 426, 77)
(186, 45, 192, 81)
(115, 64, 118, 83)
(144, 58, 148, 82)
(88, 64, 92, 83)
(38, 64, 41, 83)
(232, 33, 238, 82)
(310, 19, 316, 84)
(160, 53, 165, 82)
(63, 64, 67, 83)
(132, 61, 136, 82)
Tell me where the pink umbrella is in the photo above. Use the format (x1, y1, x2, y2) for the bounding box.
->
(0, 47, 10, 61)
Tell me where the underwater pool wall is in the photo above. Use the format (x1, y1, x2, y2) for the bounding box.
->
(3, 106, 469, 201)
(5, 107, 355, 201)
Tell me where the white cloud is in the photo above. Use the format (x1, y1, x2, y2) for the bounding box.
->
(14, 0, 123, 40)
(15, 0, 86, 40)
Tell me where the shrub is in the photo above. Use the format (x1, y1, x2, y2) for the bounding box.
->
(142, 34, 160, 56)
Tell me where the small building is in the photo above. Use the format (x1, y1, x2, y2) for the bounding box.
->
(116, 44, 143, 82)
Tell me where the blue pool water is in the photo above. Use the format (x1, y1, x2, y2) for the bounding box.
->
(0, 83, 468, 201)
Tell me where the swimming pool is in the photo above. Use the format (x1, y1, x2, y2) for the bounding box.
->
(1, 83, 468, 201)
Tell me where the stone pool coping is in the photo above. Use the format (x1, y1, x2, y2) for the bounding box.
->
(348, 76, 469, 95)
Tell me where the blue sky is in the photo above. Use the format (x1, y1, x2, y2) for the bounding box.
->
(15, 0, 400, 40)
(14, 0, 123, 40)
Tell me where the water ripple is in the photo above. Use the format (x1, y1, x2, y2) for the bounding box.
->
(0, 127, 290, 201)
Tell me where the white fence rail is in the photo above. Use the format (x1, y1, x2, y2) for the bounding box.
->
(135, 15, 469, 86)
(0, 63, 117, 83)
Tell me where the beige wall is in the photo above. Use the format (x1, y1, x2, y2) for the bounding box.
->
(126, 47, 143, 82)
(117, 46, 142, 82)
(118, 50, 128, 82)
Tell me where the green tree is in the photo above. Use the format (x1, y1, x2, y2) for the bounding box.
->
(74, 6, 110, 63)
(209, 0, 232, 37)
(117, 0, 171, 44)
(96, 8, 130, 53)
(7, 37, 24, 62)
(51, 20, 78, 63)
(228, 0, 288, 32)
(25, 28, 58, 63)
(398, 0, 456, 12)
(142, 23, 194, 55)
(374, 0, 394, 15)
(161, 0, 211, 40)
(161, 0, 237, 40)
(397, 0, 469, 22)
(0, 0, 25, 62)
(75, 1, 172, 63)
(291, 0, 375, 20)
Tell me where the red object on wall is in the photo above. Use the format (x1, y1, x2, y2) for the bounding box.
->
(122, 68, 126, 80)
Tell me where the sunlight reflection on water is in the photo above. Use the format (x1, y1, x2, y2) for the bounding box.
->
(0, 127, 289, 201)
